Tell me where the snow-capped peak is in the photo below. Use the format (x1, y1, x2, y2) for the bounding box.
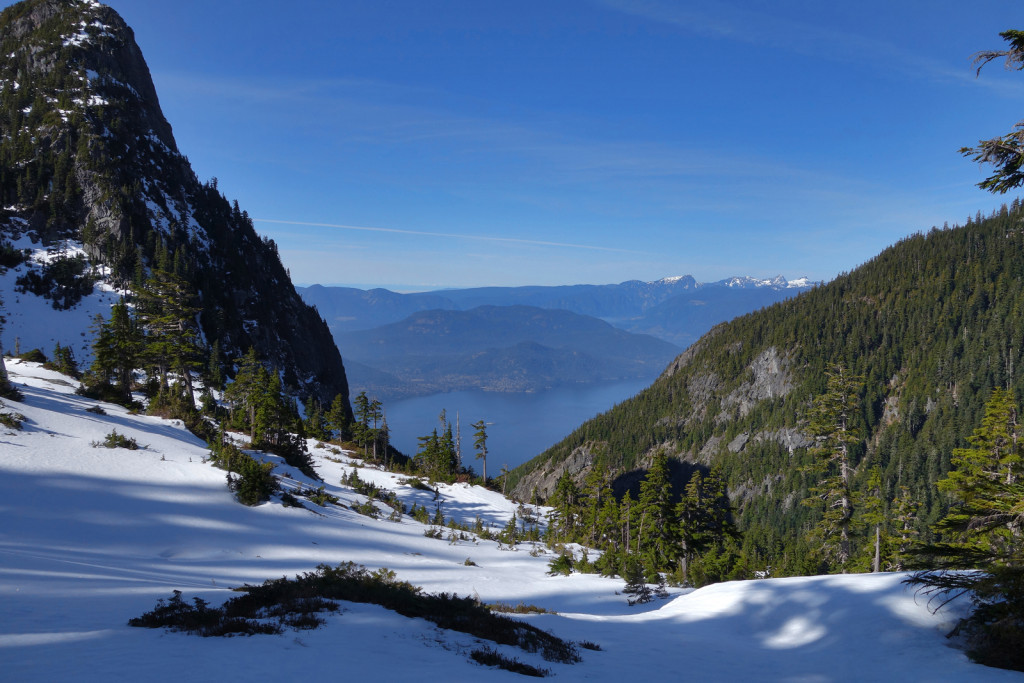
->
(712, 275, 813, 289)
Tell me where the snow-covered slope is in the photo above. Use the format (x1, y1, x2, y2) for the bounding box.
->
(0, 362, 1015, 681)
(0, 234, 123, 363)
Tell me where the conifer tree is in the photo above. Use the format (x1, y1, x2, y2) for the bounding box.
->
(369, 398, 384, 461)
(49, 341, 79, 378)
(352, 391, 372, 456)
(802, 365, 864, 569)
(136, 266, 202, 398)
(89, 298, 142, 403)
(224, 348, 263, 442)
(415, 424, 458, 482)
(581, 463, 615, 547)
(908, 388, 1024, 670)
(889, 485, 920, 571)
(326, 393, 350, 442)
(546, 471, 580, 543)
(0, 295, 15, 399)
(636, 451, 676, 569)
(676, 467, 735, 584)
(207, 340, 223, 392)
(622, 555, 653, 605)
(921, 388, 1023, 567)
(472, 419, 489, 482)
(620, 489, 635, 554)
(859, 466, 885, 573)
(961, 31, 1024, 193)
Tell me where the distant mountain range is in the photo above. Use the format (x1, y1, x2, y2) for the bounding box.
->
(299, 276, 812, 399)
(300, 275, 812, 342)
(332, 305, 680, 399)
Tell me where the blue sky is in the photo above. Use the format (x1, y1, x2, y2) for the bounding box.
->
(59, 2, 1024, 288)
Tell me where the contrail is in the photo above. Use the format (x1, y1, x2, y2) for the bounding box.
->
(254, 218, 647, 254)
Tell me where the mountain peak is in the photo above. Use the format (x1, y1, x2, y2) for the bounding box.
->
(653, 275, 697, 287)
(710, 275, 811, 289)
(0, 0, 351, 408)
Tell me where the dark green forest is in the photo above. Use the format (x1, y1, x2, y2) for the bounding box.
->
(510, 201, 1024, 576)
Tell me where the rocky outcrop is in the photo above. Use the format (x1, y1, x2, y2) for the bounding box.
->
(720, 347, 794, 420)
(511, 441, 607, 500)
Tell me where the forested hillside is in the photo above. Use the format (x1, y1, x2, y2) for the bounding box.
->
(510, 202, 1024, 575)
(0, 0, 349, 407)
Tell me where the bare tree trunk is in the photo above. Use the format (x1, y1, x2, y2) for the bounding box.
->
(873, 524, 881, 573)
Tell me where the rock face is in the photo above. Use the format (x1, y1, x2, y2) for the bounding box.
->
(0, 0, 350, 410)
(720, 347, 794, 420)
(510, 346, 802, 501)
(511, 441, 606, 501)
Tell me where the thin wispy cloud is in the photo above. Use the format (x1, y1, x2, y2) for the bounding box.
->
(255, 219, 651, 254)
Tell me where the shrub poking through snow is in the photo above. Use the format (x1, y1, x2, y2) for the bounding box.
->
(131, 562, 582, 671)
(470, 646, 550, 678)
(128, 590, 282, 636)
(486, 602, 555, 615)
(547, 553, 573, 576)
(0, 410, 26, 429)
(300, 485, 339, 507)
(92, 429, 140, 450)
(208, 435, 278, 506)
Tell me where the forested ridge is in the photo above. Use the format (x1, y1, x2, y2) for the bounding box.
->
(511, 201, 1024, 575)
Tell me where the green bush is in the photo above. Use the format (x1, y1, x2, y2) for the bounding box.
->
(92, 429, 140, 450)
(129, 590, 283, 637)
(132, 562, 581, 667)
(17, 348, 47, 363)
(547, 553, 573, 577)
(280, 491, 304, 508)
(229, 456, 277, 506)
(410, 503, 431, 524)
(211, 439, 278, 506)
(353, 498, 380, 518)
(486, 601, 555, 615)
(470, 646, 550, 677)
(0, 411, 26, 429)
(0, 241, 28, 268)
(301, 485, 339, 507)
(43, 342, 79, 378)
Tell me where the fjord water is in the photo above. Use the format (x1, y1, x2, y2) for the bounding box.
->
(384, 378, 651, 472)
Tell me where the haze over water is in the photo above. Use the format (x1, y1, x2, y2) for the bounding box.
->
(384, 378, 651, 473)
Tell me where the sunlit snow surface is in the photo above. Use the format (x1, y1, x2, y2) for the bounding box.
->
(0, 362, 1020, 681)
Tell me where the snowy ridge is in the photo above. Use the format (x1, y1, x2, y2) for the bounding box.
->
(0, 362, 1012, 681)
(651, 275, 814, 290)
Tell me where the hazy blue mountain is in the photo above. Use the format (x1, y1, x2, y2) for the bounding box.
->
(299, 275, 812, 346)
(300, 285, 458, 333)
(430, 276, 699, 319)
(336, 306, 681, 399)
(624, 284, 812, 346)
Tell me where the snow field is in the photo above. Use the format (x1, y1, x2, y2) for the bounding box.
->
(0, 361, 1018, 681)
